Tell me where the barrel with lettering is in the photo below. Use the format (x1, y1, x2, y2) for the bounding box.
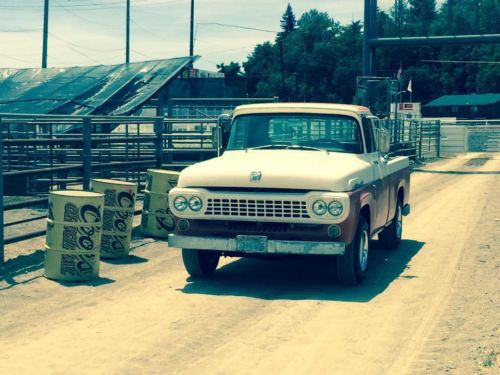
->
(45, 190, 104, 281)
(141, 191, 174, 238)
(141, 170, 179, 238)
(145, 169, 180, 194)
(90, 179, 138, 259)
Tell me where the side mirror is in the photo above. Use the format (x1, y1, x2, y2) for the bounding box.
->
(379, 127, 391, 155)
(217, 114, 232, 153)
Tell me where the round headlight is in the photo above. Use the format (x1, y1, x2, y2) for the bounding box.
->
(328, 200, 343, 216)
(188, 196, 203, 212)
(312, 200, 328, 215)
(173, 196, 188, 211)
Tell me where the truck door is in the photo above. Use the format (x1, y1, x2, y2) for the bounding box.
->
(362, 116, 390, 230)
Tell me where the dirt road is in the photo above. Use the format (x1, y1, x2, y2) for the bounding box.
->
(1, 153, 498, 375)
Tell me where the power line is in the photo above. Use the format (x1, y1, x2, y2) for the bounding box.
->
(48, 32, 100, 63)
(0, 28, 41, 33)
(53, 0, 122, 28)
(0, 52, 35, 64)
(47, 32, 122, 53)
(0, 0, 182, 9)
(197, 22, 279, 34)
(131, 49, 155, 59)
(421, 59, 500, 65)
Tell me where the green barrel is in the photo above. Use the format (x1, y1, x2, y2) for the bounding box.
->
(90, 179, 138, 259)
(145, 169, 180, 194)
(141, 170, 179, 238)
(141, 191, 174, 238)
(45, 190, 104, 281)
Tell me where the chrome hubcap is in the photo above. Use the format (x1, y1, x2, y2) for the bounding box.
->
(359, 230, 369, 272)
(396, 205, 403, 239)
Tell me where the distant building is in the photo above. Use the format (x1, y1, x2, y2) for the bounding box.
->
(422, 93, 500, 119)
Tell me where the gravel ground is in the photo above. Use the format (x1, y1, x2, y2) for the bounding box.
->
(0, 153, 498, 375)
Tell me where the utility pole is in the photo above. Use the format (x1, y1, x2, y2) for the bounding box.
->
(126, 0, 130, 64)
(189, 0, 194, 67)
(278, 41, 286, 101)
(362, 0, 373, 106)
(42, 0, 49, 68)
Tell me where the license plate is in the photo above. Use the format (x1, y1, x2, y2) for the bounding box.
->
(236, 235, 268, 253)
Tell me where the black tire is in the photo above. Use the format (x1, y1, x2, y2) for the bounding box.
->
(336, 217, 370, 285)
(378, 199, 403, 250)
(181, 249, 220, 278)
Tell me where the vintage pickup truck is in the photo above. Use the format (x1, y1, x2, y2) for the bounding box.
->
(168, 103, 411, 284)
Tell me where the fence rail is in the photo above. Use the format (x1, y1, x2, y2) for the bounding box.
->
(1, 113, 442, 264)
(386, 119, 440, 160)
(0, 113, 219, 264)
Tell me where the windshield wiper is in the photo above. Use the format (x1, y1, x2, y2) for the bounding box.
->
(248, 144, 289, 150)
(285, 145, 324, 152)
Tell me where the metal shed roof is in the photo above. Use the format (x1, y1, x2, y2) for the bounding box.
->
(0, 57, 196, 115)
(424, 93, 500, 107)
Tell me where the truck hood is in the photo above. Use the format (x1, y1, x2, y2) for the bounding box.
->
(178, 150, 373, 192)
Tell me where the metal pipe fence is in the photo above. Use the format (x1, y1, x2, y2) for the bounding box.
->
(385, 119, 440, 160)
(1, 113, 441, 265)
(1, 113, 219, 265)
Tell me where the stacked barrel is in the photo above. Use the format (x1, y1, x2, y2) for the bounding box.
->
(141, 169, 180, 238)
(45, 191, 104, 281)
(91, 179, 138, 259)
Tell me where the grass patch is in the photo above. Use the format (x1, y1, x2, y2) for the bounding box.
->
(481, 350, 498, 368)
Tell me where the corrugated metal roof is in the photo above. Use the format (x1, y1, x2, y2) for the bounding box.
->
(0, 57, 196, 115)
(424, 93, 500, 107)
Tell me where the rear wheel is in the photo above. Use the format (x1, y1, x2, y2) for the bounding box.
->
(378, 199, 403, 250)
(181, 249, 220, 278)
(336, 217, 369, 285)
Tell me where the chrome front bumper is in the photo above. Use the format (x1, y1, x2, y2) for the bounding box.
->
(168, 234, 345, 255)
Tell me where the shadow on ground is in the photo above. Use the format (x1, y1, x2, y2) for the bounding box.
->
(180, 239, 425, 302)
(0, 250, 45, 290)
(55, 277, 115, 287)
(0, 249, 115, 290)
(413, 169, 499, 175)
(101, 254, 148, 265)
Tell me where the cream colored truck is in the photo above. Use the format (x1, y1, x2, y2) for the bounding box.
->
(168, 103, 411, 284)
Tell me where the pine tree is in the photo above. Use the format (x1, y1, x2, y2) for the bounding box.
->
(408, 0, 437, 35)
(277, 3, 297, 40)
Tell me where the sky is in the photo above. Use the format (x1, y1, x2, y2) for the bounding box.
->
(0, 0, 423, 71)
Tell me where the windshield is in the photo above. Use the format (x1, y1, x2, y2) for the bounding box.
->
(227, 113, 363, 154)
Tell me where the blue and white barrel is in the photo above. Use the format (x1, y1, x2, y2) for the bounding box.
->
(91, 179, 138, 259)
(141, 170, 179, 238)
(45, 190, 104, 281)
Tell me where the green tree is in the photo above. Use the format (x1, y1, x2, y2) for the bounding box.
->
(217, 61, 241, 78)
(277, 3, 297, 40)
(240, 2, 498, 106)
(408, 0, 437, 35)
(243, 42, 280, 97)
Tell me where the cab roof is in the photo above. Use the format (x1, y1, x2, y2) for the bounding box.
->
(233, 102, 372, 117)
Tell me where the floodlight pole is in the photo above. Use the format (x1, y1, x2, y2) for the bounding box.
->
(362, 0, 375, 106)
(42, 0, 49, 68)
(126, 0, 130, 64)
(189, 0, 194, 67)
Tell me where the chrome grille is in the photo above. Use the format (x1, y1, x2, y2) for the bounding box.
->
(206, 198, 310, 219)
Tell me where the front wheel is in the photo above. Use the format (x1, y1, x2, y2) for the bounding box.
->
(378, 199, 403, 250)
(336, 217, 370, 285)
(181, 249, 220, 278)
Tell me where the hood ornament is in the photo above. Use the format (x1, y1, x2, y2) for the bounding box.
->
(249, 171, 262, 182)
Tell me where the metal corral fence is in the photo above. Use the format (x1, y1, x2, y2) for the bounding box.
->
(1, 113, 441, 264)
(386, 119, 441, 160)
(439, 121, 500, 154)
(467, 125, 500, 152)
(0, 113, 219, 264)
